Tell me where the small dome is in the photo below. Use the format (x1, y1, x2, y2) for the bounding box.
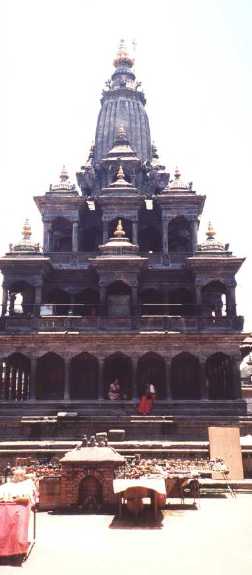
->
(199, 222, 226, 253)
(169, 167, 189, 191)
(49, 166, 76, 194)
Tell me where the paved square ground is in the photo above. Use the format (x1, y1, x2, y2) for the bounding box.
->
(1, 495, 252, 575)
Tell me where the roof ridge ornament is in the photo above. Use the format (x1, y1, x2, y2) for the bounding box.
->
(113, 39, 134, 68)
(206, 221, 216, 241)
(22, 218, 32, 242)
(60, 165, 69, 182)
(116, 164, 126, 180)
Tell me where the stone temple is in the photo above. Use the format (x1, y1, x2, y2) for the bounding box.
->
(0, 41, 248, 440)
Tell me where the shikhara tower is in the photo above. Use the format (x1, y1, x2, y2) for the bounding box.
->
(0, 41, 247, 439)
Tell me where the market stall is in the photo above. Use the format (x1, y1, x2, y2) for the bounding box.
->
(0, 479, 36, 560)
(113, 477, 166, 519)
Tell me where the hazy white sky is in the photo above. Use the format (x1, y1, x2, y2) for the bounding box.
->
(1, 0, 252, 330)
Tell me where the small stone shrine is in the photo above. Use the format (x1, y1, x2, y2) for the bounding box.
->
(39, 435, 125, 511)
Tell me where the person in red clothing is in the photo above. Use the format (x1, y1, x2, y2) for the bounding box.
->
(137, 383, 156, 415)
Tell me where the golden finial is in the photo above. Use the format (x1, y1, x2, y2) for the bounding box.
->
(114, 219, 126, 238)
(60, 165, 69, 182)
(117, 164, 125, 180)
(22, 219, 32, 241)
(206, 221, 216, 240)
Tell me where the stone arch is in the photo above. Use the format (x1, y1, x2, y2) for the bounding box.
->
(78, 475, 103, 510)
(8, 281, 35, 316)
(202, 281, 227, 318)
(138, 206, 162, 252)
(169, 288, 195, 316)
(140, 288, 163, 315)
(45, 288, 70, 315)
(103, 353, 132, 399)
(36, 352, 64, 399)
(137, 352, 166, 399)
(79, 206, 102, 252)
(168, 216, 192, 253)
(206, 352, 234, 399)
(0, 353, 30, 401)
(51, 217, 72, 252)
(106, 281, 132, 317)
(70, 353, 98, 399)
(75, 289, 99, 316)
(171, 352, 201, 399)
(109, 218, 132, 241)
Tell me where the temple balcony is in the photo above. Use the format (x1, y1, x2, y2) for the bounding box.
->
(46, 251, 190, 270)
(0, 313, 244, 333)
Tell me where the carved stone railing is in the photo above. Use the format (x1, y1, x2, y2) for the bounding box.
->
(46, 251, 190, 269)
(0, 314, 244, 333)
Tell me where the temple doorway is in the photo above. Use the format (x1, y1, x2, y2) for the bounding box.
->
(206, 353, 234, 399)
(70, 353, 98, 399)
(36, 352, 65, 399)
(171, 353, 201, 399)
(78, 476, 103, 511)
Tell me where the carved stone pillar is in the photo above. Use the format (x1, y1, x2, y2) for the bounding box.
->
(34, 285, 42, 316)
(232, 357, 242, 399)
(1, 285, 8, 317)
(72, 222, 79, 253)
(9, 292, 16, 316)
(29, 358, 37, 400)
(195, 283, 202, 316)
(164, 358, 172, 399)
(131, 285, 139, 316)
(132, 221, 138, 245)
(69, 294, 75, 315)
(191, 219, 198, 254)
(64, 358, 71, 401)
(199, 359, 208, 399)
(102, 220, 109, 244)
(162, 218, 169, 255)
(99, 284, 106, 316)
(131, 357, 138, 400)
(226, 282, 237, 317)
(43, 221, 52, 252)
(97, 358, 104, 400)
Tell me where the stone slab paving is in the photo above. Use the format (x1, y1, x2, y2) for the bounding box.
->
(1, 495, 252, 575)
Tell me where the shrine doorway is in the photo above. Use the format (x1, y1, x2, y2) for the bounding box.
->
(106, 281, 131, 317)
(78, 476, 103, 511)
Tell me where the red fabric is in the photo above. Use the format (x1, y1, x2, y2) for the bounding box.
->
(0, 503, 31, 556)
(137, 395, 153, 415)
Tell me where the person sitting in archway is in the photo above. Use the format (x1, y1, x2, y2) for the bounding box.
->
(108, 378, 121, 400)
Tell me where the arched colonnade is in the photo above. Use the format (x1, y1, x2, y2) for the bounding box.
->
(0, 351, 241, 402)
